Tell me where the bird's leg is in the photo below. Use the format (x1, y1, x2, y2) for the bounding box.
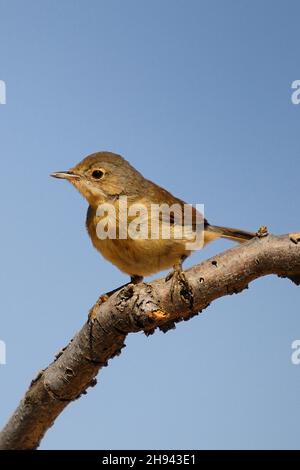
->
(100, 275, 143, 299)
(88, 275, 143, 323)
(130, 275, 144, 284)
(165, 256, 193, 305)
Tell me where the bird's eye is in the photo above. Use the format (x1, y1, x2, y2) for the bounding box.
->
(91, 169, 104, 179)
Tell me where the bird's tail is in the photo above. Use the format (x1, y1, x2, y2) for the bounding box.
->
(206, 224, 256, 243)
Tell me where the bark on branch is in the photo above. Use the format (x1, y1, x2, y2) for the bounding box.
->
(0, 233, 299, 450)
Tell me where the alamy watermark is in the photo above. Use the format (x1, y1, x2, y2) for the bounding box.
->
(291, 339, 300, 365)
(0, 80, 6, 104)
(95, 196, 205, 251)
(291, 80, 300, 105)
(0, 340, 6, 365)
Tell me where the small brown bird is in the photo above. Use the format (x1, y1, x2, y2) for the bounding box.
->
(51, 151, 255, 292)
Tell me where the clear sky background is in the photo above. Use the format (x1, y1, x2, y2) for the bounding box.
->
(0, 0, 299, 450)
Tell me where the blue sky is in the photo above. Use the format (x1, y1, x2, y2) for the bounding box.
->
(0, 0, 299, 449)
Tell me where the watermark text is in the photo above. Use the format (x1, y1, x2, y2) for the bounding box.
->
(291, 339, 300, 365)
(95, 197, 205, 250)
(291, 80, 300, 105)
(0, 340, 6, 365)
(0, 80, 6, 104)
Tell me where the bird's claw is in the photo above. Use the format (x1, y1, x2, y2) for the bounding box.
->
(165, 267, 192, 305)
(289, 232, 300, 244)
(256, 225, 269, 238)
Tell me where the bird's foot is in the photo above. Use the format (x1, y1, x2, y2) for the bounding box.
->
(289, 232, 300, 244)
(87, 275, 143, 323)
(256, 225, 269, 238)
(165, 264, 193, 306)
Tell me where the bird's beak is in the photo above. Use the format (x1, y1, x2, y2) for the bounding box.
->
(50, 171, 81, 180)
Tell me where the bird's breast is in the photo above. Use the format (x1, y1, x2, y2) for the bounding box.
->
(85, 205, 189, 276)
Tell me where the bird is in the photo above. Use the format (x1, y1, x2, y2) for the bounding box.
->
(51, 151, 255, 298)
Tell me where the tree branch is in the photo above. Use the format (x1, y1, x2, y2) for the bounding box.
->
(0, 233, 299, 449)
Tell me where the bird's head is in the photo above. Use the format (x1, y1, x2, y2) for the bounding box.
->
(51, 151, 143, 206)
